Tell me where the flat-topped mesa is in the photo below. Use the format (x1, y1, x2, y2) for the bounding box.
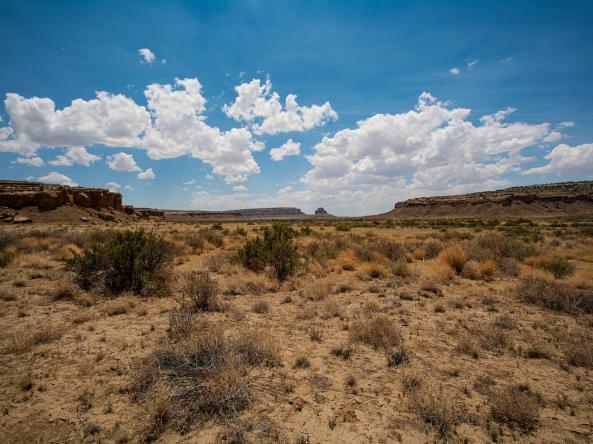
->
(163, 207, 307, 220)
(0, 180, 123, 211)
(395, 181, 593, 209)
(384, 181, 593, 218)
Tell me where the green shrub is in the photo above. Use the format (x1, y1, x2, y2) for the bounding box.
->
(66, 228, 174, 295)
(539, 256, 576, 279)
(237, 223, 298, 280)
(335, 222, 351, 232)
(234, 227, 247, 236)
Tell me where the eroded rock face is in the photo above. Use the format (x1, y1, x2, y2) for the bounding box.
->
(383, 181, 593, 218)
(315, 207, 328, 215)
(0, 180, 126, 212)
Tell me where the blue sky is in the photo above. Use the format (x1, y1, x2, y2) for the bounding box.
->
(1, 0, 592, 215)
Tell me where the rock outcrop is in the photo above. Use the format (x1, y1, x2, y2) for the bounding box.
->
(379, 181, 593, 219)
(0, 180, 122, 212)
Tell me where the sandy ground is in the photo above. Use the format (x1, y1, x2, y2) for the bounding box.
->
(0, 221, 592, 443)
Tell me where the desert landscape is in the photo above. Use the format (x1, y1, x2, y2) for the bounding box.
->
(2, 2, 593, 442)
(1, 180, 592, 443)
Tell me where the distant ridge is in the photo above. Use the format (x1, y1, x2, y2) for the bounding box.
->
(377, 181, 593, 219)
(161, 207, 307, 221)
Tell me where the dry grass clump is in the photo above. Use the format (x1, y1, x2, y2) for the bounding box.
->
(371, 239, 407, 262)
(478, 324, 510, 351)
(437, 243, 466, 274)
(517, 275, 593, 314)
(51, 279, 78, 301)
(180, 271, 221, 312)
(228, 328, 281, 367)
(470, 232, 535, 262)
(4, 323, 64, 354)
(293, 356, 310, 368)
(335, 250, 357, 271)
(489, 384, 541, 432)
(330, 344, 353, 360)
(494, 314, 517, 330)
(132, 320, 279, 436)
(400, 364, 425, 393)
(300, 280, 332, 301)
(564, 330, 593, 368)
(206, 252, 233, 273)
(456, 323, 509, 356)
(407, 384, 466, 438)
(413, 240, 443, 260)
(387, 345, 410, 366)
(456, 330, 480, 359)
(349, 315, 402, 350)
(480, 259, 497, 279)
(497, 257, 521, 277)
(201, 229, 224, 248)
(185, 232, 205, 253)
(321, 297, 341, 319)
(389, 260, 413, 278)
(461, 259, 482, 280)
(252, 299, 270, 314)
(102, 298, 135, 316)
(356, 262, 389, 280)
(143, 392, 171, 442)
(59, 243, 83, 260)
(224, 272, 277, 296)
(15, 235, 56, 253)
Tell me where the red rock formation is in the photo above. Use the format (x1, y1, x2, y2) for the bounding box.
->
(0, 180, 124, 212)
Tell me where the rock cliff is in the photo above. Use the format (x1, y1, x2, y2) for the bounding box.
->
(379, 181, 593, 219)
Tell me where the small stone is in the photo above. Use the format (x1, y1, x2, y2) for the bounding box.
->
(13, 215, 32, 224)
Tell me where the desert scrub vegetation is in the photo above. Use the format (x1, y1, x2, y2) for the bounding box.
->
(489, 384, 542, 433)
(526, 254, 576, 279)
(130, 318, 280, 437)
(437, 243, 466, 273)
(3, 322, 64, 354)
(66, 228, 175, 296)
(237, 223, 298, 280)
(517, 275, 593, 314)
(406, 384, 466, 438)
(180, 271, 221, 312)
(349, 315, 403, 350)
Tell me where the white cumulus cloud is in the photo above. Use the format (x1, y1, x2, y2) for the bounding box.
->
(302, 92, 556, 196)
(106, 152, 141, 172)
(232, 185, 247, 193)
(449, 67, 460, 75)
(138, 48, 156, 64)
(525, 143, 593, 177)
(14, 156, 44, 167)
(38, 171, 77, 187)
(138, 168, 155, 180)
(106, 181, 121, 191)
(0, 77, 264, 183)
(222, 78, 337, 135)
(48, 147, 100, 166)
(270, 139, 301, 161)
